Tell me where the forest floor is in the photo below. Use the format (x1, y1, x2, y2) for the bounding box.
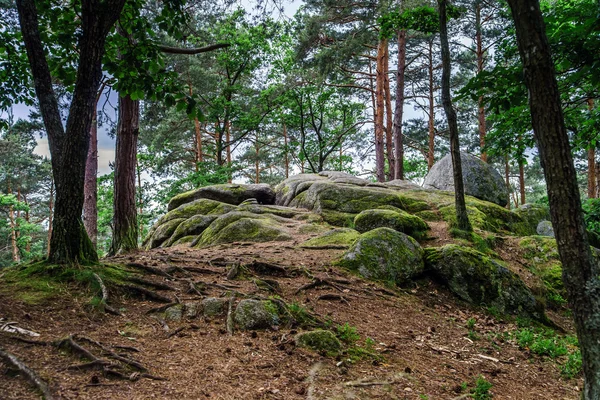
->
(0, 221, 583, 400)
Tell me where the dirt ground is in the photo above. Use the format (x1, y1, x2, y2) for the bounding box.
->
(0, 223, 582, 399)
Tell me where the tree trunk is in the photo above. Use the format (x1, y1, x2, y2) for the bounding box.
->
(439, 0, 472, 232)
(505, 155, 511, 209)
(374, 40, 386, 182)
(110, 94, 139, 256)
(393, 29, 406, 180)
(7, 181, 20, 263)
(17, 0, 124, 265)
(47, 178, 54, 257)
(519, 159, 526, 205)
(427, 39, 436, 170)
(283, 122, 289, 179)
(383, 42, 394, 180)
(136, 157, 144, 244)
(83, 111, 98, 248)
(226, 122, 232, 183)
(507, 0, 600, 397)
(475, 1, 487, 162)
(588, 99, 596, 199)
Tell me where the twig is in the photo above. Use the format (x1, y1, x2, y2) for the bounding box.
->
(0, 347, 54, 400)
(226, 297, 235, 336)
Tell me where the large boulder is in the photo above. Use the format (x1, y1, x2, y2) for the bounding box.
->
(423, 152, 508, 207)
(512, 204, 551, 235)
(168, 183, 275, 211)
(354, 208, 429, 238)
(424, 245, 543, 319)
(336, 228, 425, 285)
(299, 228, 360, 249)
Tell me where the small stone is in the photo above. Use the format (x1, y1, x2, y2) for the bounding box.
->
(164, 305, 183, 321)
(202, 297, 227, 317)
(294, 330, 342, 354)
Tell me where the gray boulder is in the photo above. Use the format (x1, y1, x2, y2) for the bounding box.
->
(423, 152, 508, 207)
(202, 297, 227, 317)
(234, 299, 280, 330)
(336, 227, 425, 285)
(536, 220, 555, 237)
(168, 183, 275, 211)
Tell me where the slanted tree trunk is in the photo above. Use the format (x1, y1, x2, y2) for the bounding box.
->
(17, 0, 124, 265)
(439, 0, 472, 232)
(374, 40, 386, 182)
(475, 1, 487, 162)
(507, 0, 600, 396)
(383, 42, 394, 180)
(393, 29, 407, 180)
(427, 39, 436, 170)
(110, 95, 139, 256)
(518, 158, 526, 204)
(83, 111, 98, 248)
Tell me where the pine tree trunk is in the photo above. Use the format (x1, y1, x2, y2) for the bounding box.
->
(475, 1, 487, 162)
(7, 181, 20, 263)
(505, 155, 511, 209)
(439, 0, 472, 232)
(83, 111, 98, 248)
(226, 122, 232, 183)
(17, 0, 123, 265)
(136, 158, 144, 244)
(110, 94, 139, 256)
(283, 122, 289, 179)
(375, 40, 386, 182)
(519, 159, 526, 205)
(383, 42, 394, 180)
(427, 39, 436, 170)
(393, 29, 406, 180)
(588, 99, 596, 198)
(47, 178, 53, 257)
(507, 0, 600, 397)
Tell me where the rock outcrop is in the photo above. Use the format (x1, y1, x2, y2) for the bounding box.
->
(423, 152, 509, 207)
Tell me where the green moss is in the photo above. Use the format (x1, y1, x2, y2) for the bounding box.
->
(440, 199, 529, 236)
(424, 245, 543, 319)
(161, 199, 232, 224)
(164, 214, 217, 246)
(336, 227, 424, 285)
(320, 209, 356, 227)
(298, 223, 331, 234)
(354, 209, 429, 238)
(295, 329, 342, 355)
(234, 299, 280, 330)
(519, 236, 559, 262)
(144, 218, 186, 249)
(512, 204, 550, 235)
(300, 228, 360, 249)
(195, 212, 292, 247)
(414, 210, 442, 221)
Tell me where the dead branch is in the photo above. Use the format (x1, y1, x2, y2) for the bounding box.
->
(0, 347, 54, 400)
(75, 335, 147, 372)
(226, 297, 235, 336)
(167, 327, 186, 338)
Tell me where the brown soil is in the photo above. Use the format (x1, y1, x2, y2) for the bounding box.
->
(0, 223, 582, 399)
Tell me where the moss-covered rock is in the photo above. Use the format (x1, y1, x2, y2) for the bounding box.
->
(440, 198, 529, 235)
(295, 330, 342, 355)
(336, 227, 424, 285)
(298, 223, 331, 234)
(300, 228, 360, 249)
(168, 183, 275, 211)
(202, 297, 227, 317)
(512, 204, 551, 235)
(164, 214, 218, 247)
(195, 212, 292, 247)
(144, 218, 186, 249)
(424, 245, 543, 319)
(354, 209, 429, 238)
(234, 299, 280, 330)
(414, 210, 442, 221)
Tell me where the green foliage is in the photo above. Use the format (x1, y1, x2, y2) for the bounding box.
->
(471, 376, 493, 400)
(561, 350, 583, 379)
(336, 322, 361, 345)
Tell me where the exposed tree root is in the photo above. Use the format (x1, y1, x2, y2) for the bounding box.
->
(119, 284, 174, 303)
(226, 296, 235, 336)
(177, 266, 220, 275)
(317, 293, 350, 305)
(0, 347, 54, 400)
(74, 335, 147, 372)
(92, 273, 121, 316)
(146, 302, 179, 314)
(167, 327, 186, 338)
(127, 276, 176, 291)
(186, 281, 207, 297)
(244, 260, 290, 276)
(126, 262, 173, 278)
(295, 277, 346, 294)
(226, 264, 240, 280)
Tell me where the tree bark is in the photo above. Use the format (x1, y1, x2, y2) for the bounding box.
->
(475, 1, 487, 162)
(507, 0, 600, 397)
(439, 0, 472, 232)
(7, 180, 20, 263)
(283, 122, 289, 179)
(374, 40, 386, 182)
(226, 122, 232, 183)
(427, 39, 436, 170)
(505, 155, 511, 209)
(16, 0, 124, 265)
(110, 95, 139, 256)
(393, 29, 407, 180)
(518, 158, 526, 205)
(47, 178, 53, 257)
(83, 111, 98, 248)
(383, 42, 395, 180)
(588, 99, 596, 199)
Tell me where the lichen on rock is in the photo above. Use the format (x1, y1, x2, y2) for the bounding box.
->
(336, 227, 425, 285)
(424, 244, 543, 319)
(353, 208, 429, 238)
